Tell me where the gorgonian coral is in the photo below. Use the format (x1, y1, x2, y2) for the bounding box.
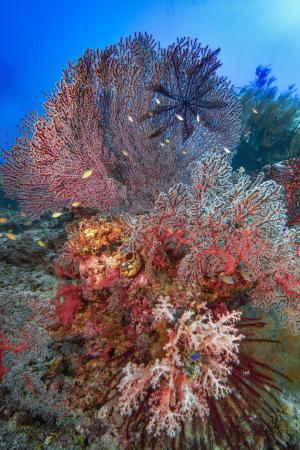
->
(124, 150, 300, 332)
(1, 33, 241, 217)
(45, 149, 298, 449)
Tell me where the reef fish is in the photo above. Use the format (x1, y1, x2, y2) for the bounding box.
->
(4, 232, 16, 240)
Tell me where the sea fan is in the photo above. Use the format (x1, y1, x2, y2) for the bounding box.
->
(1, 33, 241, 217)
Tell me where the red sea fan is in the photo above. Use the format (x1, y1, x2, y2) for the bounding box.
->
(1, 33, 241, 217)
(48, 148, 299, 448)
(124, 150, 300, 332)
(1, 84, 126, 218)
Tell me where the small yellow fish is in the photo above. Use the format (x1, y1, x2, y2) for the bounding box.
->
(220, 274, 235, 285)
(122, 150, 129, 157)
(155, 98, 161, 105)
(52, 212, 63, 218)
(240, 271, 251, 282)
(5, 232, 16, 240)
(165, 139, 171, 144)
(71, 201, 81, 207)
(0, 217, 8, 224)
(20, 212, 27, 217)
(82, 169, 94, 179)
(175, 113, 184, 121)
(128, 114, 134, 123)
(37, 240, 46, 248)
(181, 150, 187, 155)
(24, 221, 33, 226)
(252, 107, 258, 114)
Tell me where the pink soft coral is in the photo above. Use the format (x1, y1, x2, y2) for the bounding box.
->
(118, 299, 242, 437)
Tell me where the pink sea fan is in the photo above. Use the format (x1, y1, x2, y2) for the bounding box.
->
(124, 149, 300, 331)
(1, 85, 126, 218)
(117, 299, 242, 438)
(1, 33, 241, 217)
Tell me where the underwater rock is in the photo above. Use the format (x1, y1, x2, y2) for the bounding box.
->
(0, 208, 68, 271)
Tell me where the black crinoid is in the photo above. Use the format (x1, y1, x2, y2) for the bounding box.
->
(140, 37, 241, 144)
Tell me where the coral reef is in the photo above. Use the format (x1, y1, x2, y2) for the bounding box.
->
(45, 151, 299, 449)
(0, 33, 299, 450)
